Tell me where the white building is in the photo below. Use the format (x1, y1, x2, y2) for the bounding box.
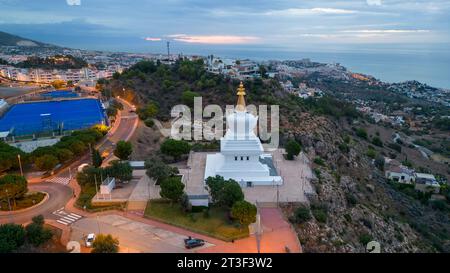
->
(385, 165, 415, 184)
(204, 82, 283, 187)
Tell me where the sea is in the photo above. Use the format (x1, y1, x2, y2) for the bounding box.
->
(179, 47, 450, 89)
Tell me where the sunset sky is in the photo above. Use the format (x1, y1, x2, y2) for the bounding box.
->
(0, 0, 449, 53)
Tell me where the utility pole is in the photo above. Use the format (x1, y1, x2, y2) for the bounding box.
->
(17, 154, 23, 177)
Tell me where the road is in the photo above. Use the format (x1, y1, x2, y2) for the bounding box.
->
(0, 183, 72, 224)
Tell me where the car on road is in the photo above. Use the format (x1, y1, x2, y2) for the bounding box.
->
(184, 237, 205, 249)
(85, 233, 96, 248)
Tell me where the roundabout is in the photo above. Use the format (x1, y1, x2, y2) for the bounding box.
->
(0, 182, 72, 225)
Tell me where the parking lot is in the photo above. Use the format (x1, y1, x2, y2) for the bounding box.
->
(70, 214, 214, 253)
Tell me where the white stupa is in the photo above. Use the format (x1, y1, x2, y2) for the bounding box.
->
(204, 82, 283, 187)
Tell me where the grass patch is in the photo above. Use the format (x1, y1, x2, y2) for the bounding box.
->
(0, 192, 46, 211)
(144, 200, 249, 242)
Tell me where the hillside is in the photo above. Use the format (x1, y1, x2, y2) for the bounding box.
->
(0, 31, 52, 47)
(101, 59, 450, 252)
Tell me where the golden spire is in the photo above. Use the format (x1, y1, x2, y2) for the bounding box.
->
(236, 81, 246, 112)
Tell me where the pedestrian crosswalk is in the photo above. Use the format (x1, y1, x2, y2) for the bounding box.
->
(53, 208, 83, 226)
(48, 176, 71, 185)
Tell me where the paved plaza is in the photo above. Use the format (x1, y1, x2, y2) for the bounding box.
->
(179, 150, 314, 205)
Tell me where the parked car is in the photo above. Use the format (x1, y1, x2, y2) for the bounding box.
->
(85, 233, 96, 248)
(184, 237, 205, 249)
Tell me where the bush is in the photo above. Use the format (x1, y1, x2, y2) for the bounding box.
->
(359, 233, 373, 246)
(144, 118, 155, 128)
(356, 128, 368, 139)
(92, 234, 119, 253)
(311, 202, 328, 224)
(366, 149, 376, 159)
(371, 137, 383, 147)
(0, 224, 26, 253)
(160, 139, 191, 160)
(294, 206, 312, 224)
(285, 140, 301, 160)
(25, 215, 53, 247)
(314, 157, 325, 166)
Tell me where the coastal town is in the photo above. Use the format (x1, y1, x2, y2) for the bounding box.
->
(0, 28, 449, 255)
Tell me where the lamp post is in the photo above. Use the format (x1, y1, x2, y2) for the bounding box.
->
(17, 154, 23, 177)
(5, 189, 13, 223)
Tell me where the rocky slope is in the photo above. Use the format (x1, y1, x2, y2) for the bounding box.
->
(282, 114, 450, 253)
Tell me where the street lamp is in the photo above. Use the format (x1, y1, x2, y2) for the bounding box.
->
(17, 154, 23, 177)
(5, 189, 13, 223)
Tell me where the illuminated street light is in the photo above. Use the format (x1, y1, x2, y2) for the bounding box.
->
(17, 154, 23, 177)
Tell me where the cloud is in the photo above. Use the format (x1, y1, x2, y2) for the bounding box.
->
(265, 8, 358, 16)
(66, 0, 81, 6)
(166, 34, 260, 44)
(340, 29, 430, 33)
(366, 0, 382, 6)
(144, 37, 162, 41)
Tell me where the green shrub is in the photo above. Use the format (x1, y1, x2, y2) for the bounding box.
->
(359, 233, 373, 246)
(314, 157, 325, 166)
(356, 128, 368, 139)
(371, 137, 383, 147)
(294, 206, 312, 224)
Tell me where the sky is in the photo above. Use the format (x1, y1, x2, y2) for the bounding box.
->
(0, 0, 449, 55)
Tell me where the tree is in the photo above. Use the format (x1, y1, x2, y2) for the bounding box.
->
(145, 157, 178, 183)
(160, 139, 191, 160)
(0, 224, 26, 253)
(160, 177, 185, 204)
(0, 175, 28, 201)
(137, 102, 159, 121)
(113, 141, 133, 161)
(51, 80, 66, 89)
(25, 215, 52, 247)
(56, 148, 74, 163)
(35, 154, 59, 171)
(206, 176, 227, 204)
(206, 176, 244, 207)
(106, 160, 133, 182)
(92, 149, 103, 168)
(92, 234, 119, 253)
(231, 201, 257, 227)
(219, 180, 244, 208)
(182, 90, 200, 107)
(285, 140, 301, 160)
(259, 65, 268, 79)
